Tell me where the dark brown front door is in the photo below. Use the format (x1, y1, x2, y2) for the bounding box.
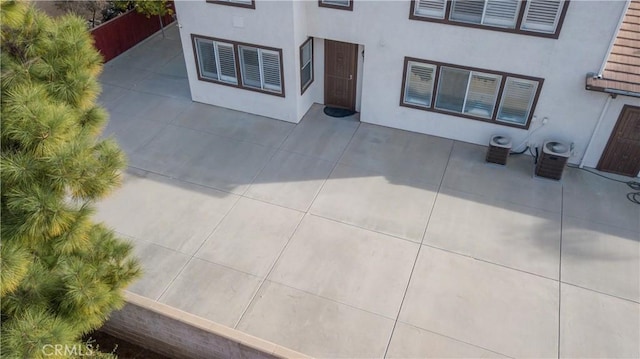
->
(324, 40, 358, 111)
(598, 105, 640, 177)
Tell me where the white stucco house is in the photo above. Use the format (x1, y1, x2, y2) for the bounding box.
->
(174, 0, 640, 177)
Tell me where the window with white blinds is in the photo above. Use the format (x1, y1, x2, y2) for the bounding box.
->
(239, 46, 282, 93)
(497, 77, 538, 124)
(195, 38, 237, 84)
(411, 0, 567, 37)
(414, 0, 446, 18)
(300, 38, 314, 94)
(520, 0, 563, 33)
(449, 0, 521, 28)
(404, 62, 437, 107)
(192, 35, 284, 96)
(401, 57, 542, 128)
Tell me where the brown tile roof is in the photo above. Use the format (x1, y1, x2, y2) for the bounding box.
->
(586, 0, 640, 97)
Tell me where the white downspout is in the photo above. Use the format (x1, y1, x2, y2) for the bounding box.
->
(598, 0, 630, 76)
(580, 95, 613, 168)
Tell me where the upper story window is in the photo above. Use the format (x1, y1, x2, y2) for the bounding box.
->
(401, 57, 543, 128)
(319, 0, 353, 11)
(206, 0, 255, 9)
(410, 0, 568, 38)
(300, 38, 314, 94)
(192, 34, 284, 97)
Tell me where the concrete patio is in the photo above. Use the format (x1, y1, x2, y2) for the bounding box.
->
(96, 25, 640, 358)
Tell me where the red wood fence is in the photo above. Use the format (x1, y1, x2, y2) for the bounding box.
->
(91, 4, 175, 62)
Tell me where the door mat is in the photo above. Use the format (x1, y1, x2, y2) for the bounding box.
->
(324, 106, 356, 118)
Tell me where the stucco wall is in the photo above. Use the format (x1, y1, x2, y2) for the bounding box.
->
(306, 0, 626, 165)
(176, 0, 634, 167)
(293, 0, 321, 121)
(175, 0, 300, 122)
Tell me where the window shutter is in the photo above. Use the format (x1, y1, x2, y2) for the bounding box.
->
(240, 47, 261, 88)
(483, 0, 520, 28)
(196, 39, 218, 80)
(521, 0, 563, 33)
(414, 0, 446, 19)
(464, 73, 501, 118)
(497, 77, 538, 124)
(404, 62, 436, 107)
(217, 43, 237, 84)
(261, 50, 282, 92)
(450, 0, 484, 24)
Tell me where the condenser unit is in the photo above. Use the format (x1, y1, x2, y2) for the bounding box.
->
(486, 135, 512, 165)
(535, 140, 570, 180)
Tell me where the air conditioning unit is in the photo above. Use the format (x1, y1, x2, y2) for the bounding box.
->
(535, 140, 570, 180)
(486, 135, 512, 165)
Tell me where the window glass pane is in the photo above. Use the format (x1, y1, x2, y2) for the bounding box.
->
(240, 46, 261, 89)
(404, 62, 436, 107)
(301, 64, 312, 88)
(196, 39, 218, 80)
(261, 50, 282, 92)
(483, 0, 520, 28)
(414, 0, 446, 19)
(497, 77, 538, 125)
(450, 0, 484, 24)
(435, 67, 469, 113)
(464, 72, 501, 118)
(217, 43, 237, 84)
(301, 41, 312, 65)
(521, 0, 563, 33)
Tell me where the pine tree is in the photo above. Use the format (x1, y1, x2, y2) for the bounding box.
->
(1, 1, 141, 357)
